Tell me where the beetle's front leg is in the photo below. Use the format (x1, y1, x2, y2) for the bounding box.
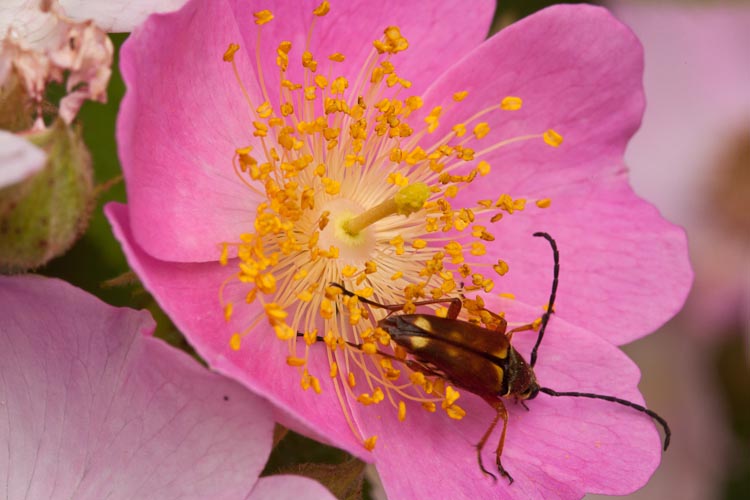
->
(330, 282, 462, 317)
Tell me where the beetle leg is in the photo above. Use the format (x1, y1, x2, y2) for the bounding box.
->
(330, 283, 403, 312)
(444, 297, 463, 319)
(405, 359, 445, 379)
(398, 297, 462, 317)
(477, 398, 513, 484)
(505, 322, 536, 342)
(480, 308, 509, 333)
(330, 282, 462, 317)
(457, 286, 507, 332)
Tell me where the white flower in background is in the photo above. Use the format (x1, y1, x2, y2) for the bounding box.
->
(57, 0, 189, 32)
(0, 0, 187, 188)
(0, 129, 45, 188)
(1, 0, 113, 126)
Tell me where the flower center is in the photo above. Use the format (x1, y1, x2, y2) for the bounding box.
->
(218, 2, 561, 449)
(319, 198, 372, 261)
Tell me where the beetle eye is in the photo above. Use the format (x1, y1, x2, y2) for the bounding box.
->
(523, 385, 540, 400)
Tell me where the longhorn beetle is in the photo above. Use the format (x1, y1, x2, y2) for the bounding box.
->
(328, 232, 671, 484)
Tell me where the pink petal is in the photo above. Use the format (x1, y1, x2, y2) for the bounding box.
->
(474, 179, 690, 346)
(0, 130, 46, 189)
(423, 4, 691, 344)
(0, 274, 275, 499)
(118, 0, 495, 263)
(105, 202, 367, 459)
(226, 0, 495, 98)
(117, 0, 265, 263)
(60, 0, 189, 32)
(247, 475, 336, 500)
(365, 299, 664, 499)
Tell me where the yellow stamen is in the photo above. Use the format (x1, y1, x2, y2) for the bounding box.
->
(364, 436, 378, 451)
(493, 260, 510, 276)
(287, 356, 306, 367)
(422, 402, 436, 412)
(313, 1, 330, 16)
(543, 129, 564, 147)
(500, 96, 523, 110)
(398, 401, 407, 421)
(536, 198, 552, 208)
(253, 10, 274, 25)
(223, 43, 240, 62)
(446, 405, 466, 420)
(229, 333, 242, 351)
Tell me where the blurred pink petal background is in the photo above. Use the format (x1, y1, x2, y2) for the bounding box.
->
(587, 3, 750, 499)
(613, 1, 750, 334)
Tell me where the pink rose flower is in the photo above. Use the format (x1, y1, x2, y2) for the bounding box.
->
(0, 274, 335, 500)
(106, 1, 691, 497)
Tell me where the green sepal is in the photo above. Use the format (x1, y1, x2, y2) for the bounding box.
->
(0, 119, 93, 271)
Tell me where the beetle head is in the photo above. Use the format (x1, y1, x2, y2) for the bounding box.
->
(506, 347, 540, 400)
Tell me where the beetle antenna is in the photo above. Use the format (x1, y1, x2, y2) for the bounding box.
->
(538, 387, 671, 451)
(529, 232, 559, 367)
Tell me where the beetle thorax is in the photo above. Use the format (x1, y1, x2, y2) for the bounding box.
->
(505, 347, 539, 399)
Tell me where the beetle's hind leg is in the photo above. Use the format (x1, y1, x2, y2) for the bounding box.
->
(477, 398, 513, 484)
